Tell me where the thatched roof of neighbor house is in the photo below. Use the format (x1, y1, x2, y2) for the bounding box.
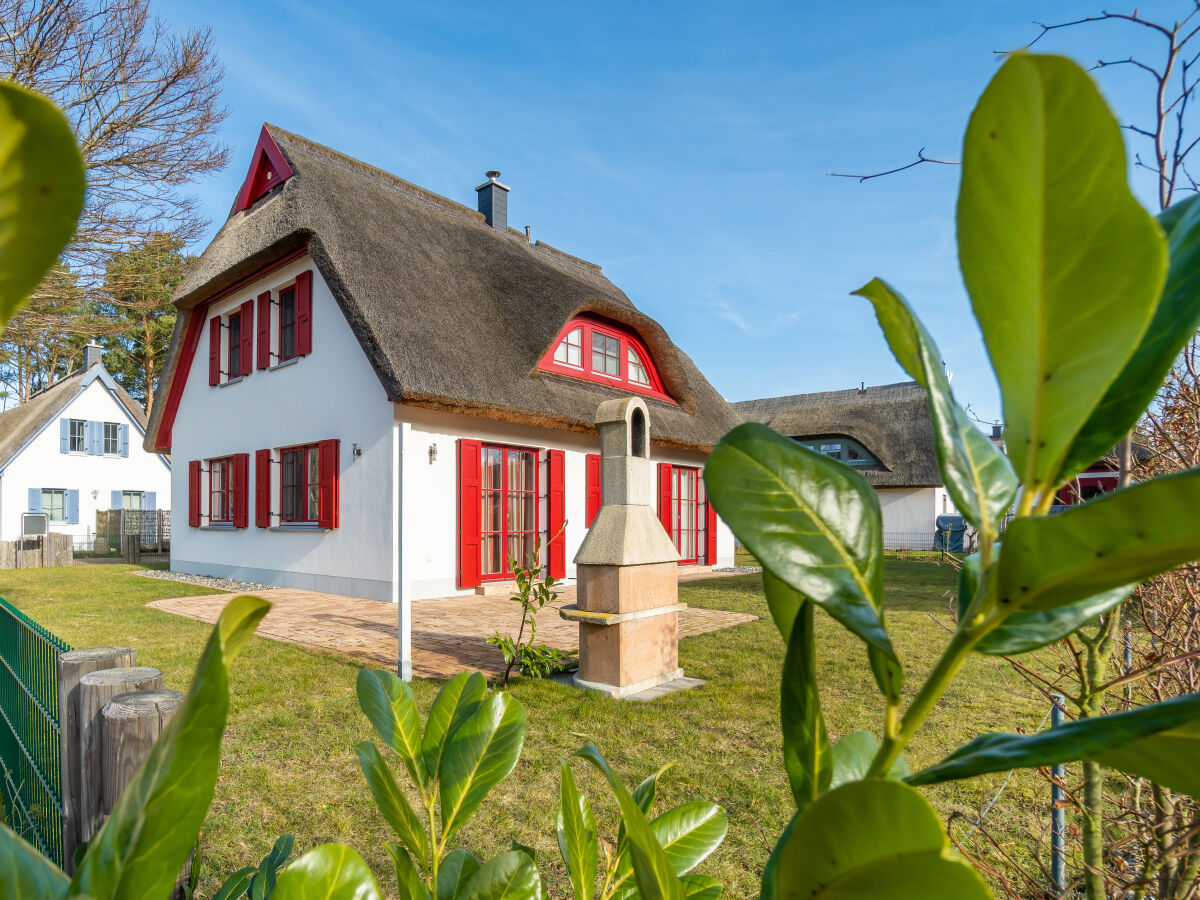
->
(145, 125, 741, 453)
(733, 381, 942, 487)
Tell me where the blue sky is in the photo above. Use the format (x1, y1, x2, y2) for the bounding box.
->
(156, 0, 1182, 425)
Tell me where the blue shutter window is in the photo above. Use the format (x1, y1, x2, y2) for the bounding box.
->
(86, 421, 98, 455)
(145, 491, 156, 510)
(110, 490, 121, 510)
(28, 488, 42, 513)
(60, 419, 69, 454)
(119, 424, 129, 457)
(66, 490, 80, 525)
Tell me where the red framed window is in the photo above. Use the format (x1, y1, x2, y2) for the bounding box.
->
(538, 314, 672, 401)
(671, 466, 700, 564)
(209, 457, 234, 523)
(279, 286, 297, 362)
(480, 445, 538, 578)
(280, 444, 320, 522)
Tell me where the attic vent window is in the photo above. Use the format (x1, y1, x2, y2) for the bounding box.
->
(538, 314, 673, 402)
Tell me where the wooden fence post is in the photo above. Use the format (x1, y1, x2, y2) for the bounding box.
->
(77, 666, 162, 844)
(101, 688, 189, 897)
(57, 647, 136, 873)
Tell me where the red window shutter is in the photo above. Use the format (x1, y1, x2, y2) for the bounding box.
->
(706, 496, 718, 565)
(457, 439, 482, 588)
(547, 449, 566, 579)
(188, 460, 201, 526)
(318, 439, 340, 529)
(239, 299, 254, 376)
(256, 291, 271, 369)
(657, 462, 673, 537)
(585, 453, 602, 527)
(295, 270, 313, 356)
(232, 453, 250, 528)
(208, 316, 221, 385)
(255, 449, 271, 528)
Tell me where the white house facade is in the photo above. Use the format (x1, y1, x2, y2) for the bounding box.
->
(0, 350, 171, 543)
(147, 125, 740, 677)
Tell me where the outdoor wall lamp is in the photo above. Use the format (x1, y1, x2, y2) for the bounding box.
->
(352, 442, 362, 459)
(428, 443, 438, 464)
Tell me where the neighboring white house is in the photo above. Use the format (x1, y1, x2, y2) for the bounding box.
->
(144, 125, 740, 676)
(0, 345, 171, 543)
(734, 382, 957, 546)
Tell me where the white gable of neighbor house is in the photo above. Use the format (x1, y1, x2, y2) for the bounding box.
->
(169, 253, 397, 601)
(0, 370, 171, 541)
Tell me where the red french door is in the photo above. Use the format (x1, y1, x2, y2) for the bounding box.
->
(671, 466, 700, 564)
(480, 445, 539, 578)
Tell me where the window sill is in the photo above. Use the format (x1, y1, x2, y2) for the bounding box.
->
(200, 524, 239, 530)
(218, 376, 245, 388)
(269, 356, 300, 371)
(269, 524, 326, 532)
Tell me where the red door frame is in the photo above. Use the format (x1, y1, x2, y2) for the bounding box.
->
(672, 466, 700, 564)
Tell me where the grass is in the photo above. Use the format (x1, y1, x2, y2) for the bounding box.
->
(0, 562, 1052, 898)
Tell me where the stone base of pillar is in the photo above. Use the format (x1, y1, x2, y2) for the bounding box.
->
(573, 668, 685, 699)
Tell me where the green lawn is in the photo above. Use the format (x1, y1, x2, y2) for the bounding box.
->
(0, 562, 1050, 898)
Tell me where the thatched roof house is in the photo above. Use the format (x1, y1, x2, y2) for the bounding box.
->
(733, 381, 940, 487)
(145, 124, 738, 454)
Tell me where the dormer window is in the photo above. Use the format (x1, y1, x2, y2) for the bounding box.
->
(540, 315, 671, 400)
(796, 436, 881, 468)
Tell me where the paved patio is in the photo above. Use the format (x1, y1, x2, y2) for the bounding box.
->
(146, 570, 757, 679)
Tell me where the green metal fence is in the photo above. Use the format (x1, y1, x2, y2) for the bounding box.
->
(0, 597, 71, 867)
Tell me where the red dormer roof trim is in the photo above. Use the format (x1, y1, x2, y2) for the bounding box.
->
(233, 126, 295, 213)
(538, 313, 675, 403)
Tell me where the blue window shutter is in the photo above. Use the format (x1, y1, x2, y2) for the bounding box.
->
(110, 490, 121, 510)
(86, 421, 98, 455)
(60, 419, 69, 453)
(120, 424, 129, 457)
(28, 488, 42, 513)
(145, 491, 156, 510)
(67, 490, 79, 524)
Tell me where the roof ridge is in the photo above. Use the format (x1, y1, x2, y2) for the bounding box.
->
(733, 380, 923, 407)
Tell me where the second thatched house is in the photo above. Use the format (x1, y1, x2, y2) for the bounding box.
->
(733, 381, 955, 544)
(144, 125, 742, 676)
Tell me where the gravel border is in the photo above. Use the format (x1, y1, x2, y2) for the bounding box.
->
(131, 569, 273, 593)
(713, 565, 763, 574)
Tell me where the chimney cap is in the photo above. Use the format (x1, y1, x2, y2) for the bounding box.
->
(476, 171, 510, 192)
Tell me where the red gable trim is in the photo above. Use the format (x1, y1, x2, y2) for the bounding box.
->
(233, 125, 295, 213)
(154, 247, 309, 450)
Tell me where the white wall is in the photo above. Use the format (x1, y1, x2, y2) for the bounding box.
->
(170, 254, 396, 601)
(876, 487, 939, 538)
(396, 405, 736, 603)
(0, 373, 171, 541)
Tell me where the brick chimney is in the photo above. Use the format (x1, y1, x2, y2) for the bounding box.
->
(475, 170, 509, 230)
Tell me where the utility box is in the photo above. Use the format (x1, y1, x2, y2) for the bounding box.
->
(561, 397, 684, 697)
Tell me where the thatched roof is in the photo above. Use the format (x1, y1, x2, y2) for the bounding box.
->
(0, 365, 149, 471)
(145, 125, 740, 453)
(733, 381, 942, 487)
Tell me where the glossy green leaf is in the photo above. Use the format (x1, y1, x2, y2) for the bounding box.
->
(577, 745, 685, 900)
(0, 82, 86, 327)
(71, 595, 270, 900)
(423, 672, 487, 779)
(758, 813, 796, 900)
(357, 668, 426, 791)
(761, 571, 801, 643)
(995, 471, 1200, 614)
(957, 53, 1166, 492)
(557, 759, 597, 900)
(773, 781, 990, 899)
(976, 586, 1132, 655)
(440, 693, 527, 845)
(273, 844, 381, 900)
(680, 874, 723, 899)
(249, 852, 276, 900)
(355, 740, 430, 863)
(614, 762, 675, 889)
(650, 802, 727, 876)
(266, 833, 295, 871)
(0, 822, 68, 899)
(438, 850, 481, 900)
(910, 691, 1200, 797)
(212, 867, 257, 900)
(387, 843, 429, 900)
(781, 600, 831, 811)
(633, 763, 673, 815)
(829, 731, 910, 789)
(1063, 193, 1200, 479)
(461, 851, 542, 900)
(855, 277, 1017, 531)
(704, 423, 900, 696)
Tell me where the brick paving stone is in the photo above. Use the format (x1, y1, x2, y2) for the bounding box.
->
(144, 569, 757, 680)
